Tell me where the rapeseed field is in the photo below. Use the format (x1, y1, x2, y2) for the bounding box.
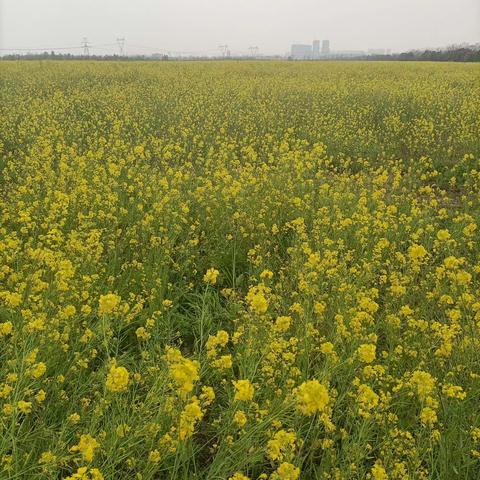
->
(0, 61, 479, 479)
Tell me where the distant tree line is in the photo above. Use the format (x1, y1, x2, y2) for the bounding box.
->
(0, 52, 169, 61)
(358, 44, 480, 62)
(1, 44, 479, 62)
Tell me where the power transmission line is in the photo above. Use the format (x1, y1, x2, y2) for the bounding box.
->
(128, 44, 218, 56)
(0, 39, 251, 58)
(0, 42, 118, 53)
(0, 45, 84, 51)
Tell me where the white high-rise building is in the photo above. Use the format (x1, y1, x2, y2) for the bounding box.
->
(321, 40, 330, 55)
(291, 44, 313, 59)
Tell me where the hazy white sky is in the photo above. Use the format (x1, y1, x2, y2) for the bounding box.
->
(0, 0, 479, 55)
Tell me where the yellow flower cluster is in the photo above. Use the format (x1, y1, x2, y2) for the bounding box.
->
(267, 429, 297, 462)
(203, 267, 220, 285)
(69, 434, 100, 463)
(105, 363, 130, 393)
(233, 379, 255, 402)
(296, 380, 329, 415)
(179, 397, 204, 440)
(0, 60, 478, 479)
(164, 346, 200, 395)
(64, 467, 104, 480)
(98, 293, 121, 315)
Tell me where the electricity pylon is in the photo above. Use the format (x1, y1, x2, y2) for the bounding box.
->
(249, 46, 259, 58)
(81, 37, 91, 56)
(218, 45, 228, 58)
(116, 37, 126, 56)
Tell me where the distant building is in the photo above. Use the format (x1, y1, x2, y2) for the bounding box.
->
(151, 53, 169, 60)
(291, 44, 313, 59)
(290, 40, 332, 59)
(334, 50, 365, 58)
(321, 40, 330, 55)
(368, 48, 386, 56)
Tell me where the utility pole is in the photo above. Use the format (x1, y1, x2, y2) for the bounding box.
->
(81, 37, 91, 57)
(249, 46, 259, 58)
(116, 37, 126, 56)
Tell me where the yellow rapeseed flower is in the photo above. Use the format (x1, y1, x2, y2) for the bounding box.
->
(98, 293, 121, 315)
(296, 380, 329, 415)
(203, 268, 220, 285)
(233, 379, 254, 402)
(69, 434, 100, 463)
(105, 364, 130, 393)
